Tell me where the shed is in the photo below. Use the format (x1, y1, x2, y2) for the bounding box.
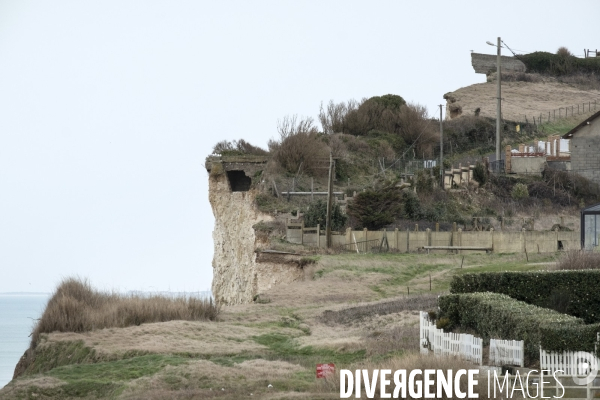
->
(581, 203, 600, 250)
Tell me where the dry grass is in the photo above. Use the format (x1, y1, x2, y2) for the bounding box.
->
(40, 319, 269, 357)
(556, 250, 600, 270)
(30, 277, 219, 348)
(364, 323, 421, 356)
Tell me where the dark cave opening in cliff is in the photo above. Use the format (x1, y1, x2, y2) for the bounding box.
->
(226, 170, 252, 192)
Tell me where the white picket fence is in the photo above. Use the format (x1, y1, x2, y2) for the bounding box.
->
(419, 311, 482, 365)
(540, 348, 600, 375)
(489, 339, 524, 367)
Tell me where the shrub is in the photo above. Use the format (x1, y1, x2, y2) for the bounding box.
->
(557, 250, 600, 271)
(212, 139, 268, 156)
(438, 292, 589, 360)
(542, 167, 600, 203)
(442, 116, 495, 154)
(472, 162, 488, 185)
(347, 181, 403, 230)
(303, 199, 347, 231)
(556, 46, 573, 57)
(402, 190, 422, 220)
(450, 270, 600, 323)
(269, 115, 330, 176)
(519, 51, 600, 76)
(511, 182, 529, 199)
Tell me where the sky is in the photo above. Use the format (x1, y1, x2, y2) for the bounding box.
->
(1, 0, 598, 294)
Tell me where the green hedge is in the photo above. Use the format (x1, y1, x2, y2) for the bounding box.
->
(450, 270, 600, 323)
(519, 52, 600, 75)
(437, 292, 600, 360)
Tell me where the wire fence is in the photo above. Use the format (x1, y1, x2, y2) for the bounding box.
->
(512, 99, 599, 126)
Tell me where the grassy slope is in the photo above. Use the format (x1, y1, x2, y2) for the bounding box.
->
(0, 252, 547, 399)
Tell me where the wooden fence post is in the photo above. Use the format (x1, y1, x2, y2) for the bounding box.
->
(316, 224, 320, 248)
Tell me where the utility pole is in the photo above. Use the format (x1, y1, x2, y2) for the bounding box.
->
(439, 104, 444, 189)
(325, 152, 334, 248)
(496, 36, 502, 169)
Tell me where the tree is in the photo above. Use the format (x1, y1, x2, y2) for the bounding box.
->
(303, 199, 347, 231)
(347, 181, 403, 230)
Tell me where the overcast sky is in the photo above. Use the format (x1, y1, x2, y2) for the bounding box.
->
(1, 1, 598, 294)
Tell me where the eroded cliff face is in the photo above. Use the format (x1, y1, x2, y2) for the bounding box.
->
(208, 162, 269, 305)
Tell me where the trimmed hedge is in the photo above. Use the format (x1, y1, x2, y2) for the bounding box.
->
(438, 292, 599, 360)
(450, 270, 600, 323)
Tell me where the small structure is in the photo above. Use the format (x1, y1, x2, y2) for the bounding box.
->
(504, 136, 571, 175)
(581, 203, 600, 250)
(563, 110, 600, 186)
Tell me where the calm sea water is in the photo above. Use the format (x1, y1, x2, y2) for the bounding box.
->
(0, 294, 49, 388)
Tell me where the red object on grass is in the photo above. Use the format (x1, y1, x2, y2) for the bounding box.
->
(316, 363, 335, 378)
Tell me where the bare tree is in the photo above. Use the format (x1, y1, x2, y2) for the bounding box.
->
(271, 115, 329, 176)
(277, 115, 318, 141)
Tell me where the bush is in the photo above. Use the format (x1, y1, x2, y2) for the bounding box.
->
(519, 51, 600, 76)
(438, 292, 588, 360)
(511, 182, 529, 199)
(557, 250, 600, 271)
(450, 270, 600, 323)
(542, 167, 600, 203)
(212, 139, 268, 156)
(472, 162, 488, 185)
(347, 181, 403, 230)
(269, 115, 330, 176)
(303, 199, 347, 231)
(402, 190, 422, 220)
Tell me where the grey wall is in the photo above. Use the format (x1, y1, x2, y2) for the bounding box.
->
(571, 118, 600, 185)
(511, 157, 546, 175)
(471, 53, 526, 75)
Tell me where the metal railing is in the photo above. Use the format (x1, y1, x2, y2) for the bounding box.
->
(338, 239, 381, 253)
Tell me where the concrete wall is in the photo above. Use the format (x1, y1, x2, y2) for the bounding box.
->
(571, 117, 600, 185)
(471, 53, 527, 75)
(287, 225, 581, 253)
(510, 157, 546, 175)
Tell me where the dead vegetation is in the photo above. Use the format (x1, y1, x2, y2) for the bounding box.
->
(555, 250, 600, 270)
(30, 277, 219, 347)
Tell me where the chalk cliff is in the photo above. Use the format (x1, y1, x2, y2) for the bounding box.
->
(206, 156, 305, 305)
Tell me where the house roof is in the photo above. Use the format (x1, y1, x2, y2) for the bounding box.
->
(563, 109, 600, 139)
(581, 202, 600, 214)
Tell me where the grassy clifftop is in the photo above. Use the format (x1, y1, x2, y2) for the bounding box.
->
(1, 253, 547, 399)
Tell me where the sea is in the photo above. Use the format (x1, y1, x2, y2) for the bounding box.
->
(0, 294, 50, 388)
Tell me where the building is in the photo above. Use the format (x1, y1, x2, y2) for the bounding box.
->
(563, 110, 600, 185)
